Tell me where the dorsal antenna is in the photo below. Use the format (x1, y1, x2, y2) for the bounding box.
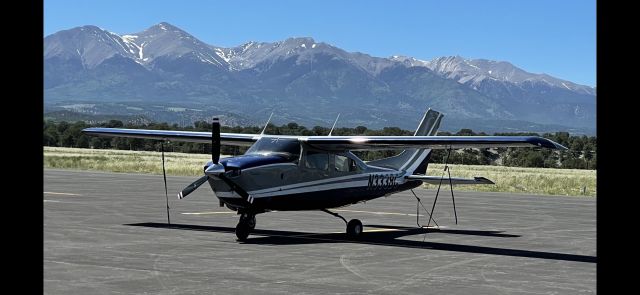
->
(260, 112, 274, 135)
(328, 113, 341, 136)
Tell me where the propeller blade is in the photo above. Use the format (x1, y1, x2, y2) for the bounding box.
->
(218, 174, 251, 204)
(212, 117, 221, 164)
(178, 175, 209, 199)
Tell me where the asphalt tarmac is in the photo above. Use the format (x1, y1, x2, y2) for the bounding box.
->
(44, 169, 596, 294)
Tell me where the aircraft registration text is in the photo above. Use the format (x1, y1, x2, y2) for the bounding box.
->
(367, 174, 398, 190)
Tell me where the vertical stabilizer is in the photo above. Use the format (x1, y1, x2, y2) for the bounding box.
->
(366, 108, 443, 174)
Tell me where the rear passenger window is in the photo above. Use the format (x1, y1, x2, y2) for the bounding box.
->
(335, 154, 360, 172)
(335, 155, 349, 172)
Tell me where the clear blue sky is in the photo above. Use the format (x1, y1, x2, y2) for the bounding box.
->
(44, 0, 596, 86)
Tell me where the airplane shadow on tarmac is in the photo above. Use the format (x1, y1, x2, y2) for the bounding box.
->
(126, 222, 595, 264)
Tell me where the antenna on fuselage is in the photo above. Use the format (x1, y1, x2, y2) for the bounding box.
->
(260, 112, 274, 135)
(328, 113, 341, 136)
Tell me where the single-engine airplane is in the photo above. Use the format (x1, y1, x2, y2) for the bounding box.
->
(82, 108, 566, 241)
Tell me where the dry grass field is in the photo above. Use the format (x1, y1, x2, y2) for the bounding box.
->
(44, 147, 595, 196)
(44, 147, 211, 177)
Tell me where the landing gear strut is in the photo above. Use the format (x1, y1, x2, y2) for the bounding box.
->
(322, 209, 363, 238)
(236, 213, 256, 241)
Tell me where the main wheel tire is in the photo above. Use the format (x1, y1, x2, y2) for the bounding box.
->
(346, 219, 363, 237)
(236, 221, 250, 241)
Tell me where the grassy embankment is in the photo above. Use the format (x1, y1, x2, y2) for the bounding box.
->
(44, 147, 596, 196)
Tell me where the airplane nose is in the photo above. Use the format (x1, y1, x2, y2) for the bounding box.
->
(205, 163, 226, 176)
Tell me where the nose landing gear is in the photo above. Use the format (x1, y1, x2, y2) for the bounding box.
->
(236, 213, 256, 241)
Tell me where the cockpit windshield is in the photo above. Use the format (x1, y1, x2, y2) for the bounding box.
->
(245, 137, 301, 161)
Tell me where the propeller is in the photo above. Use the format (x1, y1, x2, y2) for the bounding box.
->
(178, 175, 208, 199)
(177, 117, 224, 199)
(205, 117, 225, 175)
(212, 117, 220, 163)
(176, 117, 251, 206)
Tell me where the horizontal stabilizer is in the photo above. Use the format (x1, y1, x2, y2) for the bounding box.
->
(406, 175, 495, 185)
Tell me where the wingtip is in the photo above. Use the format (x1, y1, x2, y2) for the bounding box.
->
(534, 137, 568, 150)
(474, 177, 495, 184)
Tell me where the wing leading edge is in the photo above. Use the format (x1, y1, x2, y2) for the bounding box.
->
(82, 128, 258, 146)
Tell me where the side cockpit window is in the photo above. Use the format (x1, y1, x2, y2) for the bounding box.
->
(304, 151, 329, 170)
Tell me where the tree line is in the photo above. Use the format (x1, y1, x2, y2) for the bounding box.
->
(43, 120, 596, 170)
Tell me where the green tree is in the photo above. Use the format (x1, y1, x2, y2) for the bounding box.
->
(105, 120, 124, 128)
(355, 126, 367, 134)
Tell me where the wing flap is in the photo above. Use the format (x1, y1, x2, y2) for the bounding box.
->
(406, 175, 495, 185)
(82, 128, 258, 146)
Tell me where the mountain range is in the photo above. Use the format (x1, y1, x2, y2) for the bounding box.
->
(44, 22, 596, 134)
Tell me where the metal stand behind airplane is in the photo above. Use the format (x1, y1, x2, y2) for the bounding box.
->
(82, 107, 566, 241)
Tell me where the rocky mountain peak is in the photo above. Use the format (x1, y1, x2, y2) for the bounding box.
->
(389, 55, 429, 68)
(422, 55, 595, 95)
(136, 22, 190, 38)
(119, 22, 229, 68)
(44, 25, 135, 68)
(44, 23, 596, 131)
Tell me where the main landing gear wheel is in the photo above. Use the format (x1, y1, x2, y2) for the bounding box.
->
(320, 209, 363, 238)
(236, 213, 256, 241)
(346, 219, 363, 237)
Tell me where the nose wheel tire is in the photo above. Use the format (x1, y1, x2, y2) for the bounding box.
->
(235, 222, 250, 241)
(236, 214, 256, 241)
(247, 215, 256, 230)
(346, 219, 363, 237)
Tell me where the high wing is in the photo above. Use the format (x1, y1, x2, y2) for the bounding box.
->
(83, 128, 567, 150)
(82, 128, 258, 147)
(406, 175, 495, 185)
(300, 135, 567, 151)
